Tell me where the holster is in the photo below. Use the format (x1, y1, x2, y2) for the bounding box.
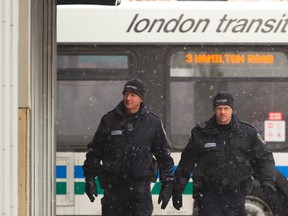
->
(240, 176, 254, 195)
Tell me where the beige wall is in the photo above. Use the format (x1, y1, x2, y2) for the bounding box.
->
(18, 1, 31, 215)
(18, 109, 29, 216)
(19, 0, 31, 108)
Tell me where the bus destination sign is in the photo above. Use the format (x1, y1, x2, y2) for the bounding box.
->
(185, 53, 274, 64)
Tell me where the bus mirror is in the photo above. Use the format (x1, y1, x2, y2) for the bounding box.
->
(57, 0, 121, 6)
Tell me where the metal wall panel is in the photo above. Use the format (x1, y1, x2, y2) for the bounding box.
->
(30, 0, 56, 215)
(0, 0, 19, 215)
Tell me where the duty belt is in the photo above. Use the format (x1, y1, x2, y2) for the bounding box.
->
(205, 182, 241, 195)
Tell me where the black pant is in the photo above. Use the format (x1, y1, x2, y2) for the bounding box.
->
(196, 191, 247, 216)
(101, 181, 153, 216)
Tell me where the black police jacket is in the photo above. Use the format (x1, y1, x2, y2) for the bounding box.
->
(83, 101, 174, 185)
(174, 114, 275, 192)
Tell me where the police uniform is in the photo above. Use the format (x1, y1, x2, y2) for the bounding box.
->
(83, 100, 174, 216)
(173, 91, 275, 216)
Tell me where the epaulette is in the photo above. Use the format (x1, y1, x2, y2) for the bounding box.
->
(106, 110, 114, 115)
(196, 120, 206, 129)
(148, 111, 160, 119)
(240, 120, 255, 129)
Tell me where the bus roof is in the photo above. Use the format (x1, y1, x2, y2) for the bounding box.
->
(57, 1, 288, 44)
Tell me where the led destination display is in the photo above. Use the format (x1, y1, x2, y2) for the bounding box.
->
(185, 53, 274, 64)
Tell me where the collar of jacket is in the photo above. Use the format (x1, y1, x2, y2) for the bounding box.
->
(203, 114, 242, 134)
(114, 101, 148, 117)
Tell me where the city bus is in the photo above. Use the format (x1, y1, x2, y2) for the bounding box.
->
(56, 1, 288, 215)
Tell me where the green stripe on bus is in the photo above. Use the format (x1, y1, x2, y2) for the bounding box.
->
(151, 182, 193, 195)
(75, 179, 104, 195)
(183, 182, 193, 194)
(151, 182, 161, 194)
(56, 182, 66, 195)
(74, 182, 85, 194)
(56, 181, 193, 195)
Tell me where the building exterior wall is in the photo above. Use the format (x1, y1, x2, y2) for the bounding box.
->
(18, 1, 31, 215)
(1, 0, 19, 215)
(29, 0, 56, 215)
(17, 0, 56, 215)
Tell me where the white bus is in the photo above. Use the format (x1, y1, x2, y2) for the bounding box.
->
(56, 1, 288, 215)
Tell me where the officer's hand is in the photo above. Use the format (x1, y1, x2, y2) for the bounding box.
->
(158, 182, 173, 209)
(261, 184, 276, 195)
(85, 178, 98, 202)
(172, 192, 182, 210)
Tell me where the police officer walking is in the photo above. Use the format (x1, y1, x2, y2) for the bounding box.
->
(83, 78, 174, 216)
(172, 91, 276, 216)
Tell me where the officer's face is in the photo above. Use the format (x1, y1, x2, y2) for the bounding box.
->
(123, 92, 143, 114)
(214, 105, 233, 125)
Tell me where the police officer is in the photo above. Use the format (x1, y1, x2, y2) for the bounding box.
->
(172, 91, 276, 216)
(83, 78, 174, 216)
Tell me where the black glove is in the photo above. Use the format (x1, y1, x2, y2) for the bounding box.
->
(85, 177, 98, 202)
(172, 191, 182, 210)
(158, 182, 173, 209)
(261, 183, 276, 195)
(172, 181, 185, 210)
